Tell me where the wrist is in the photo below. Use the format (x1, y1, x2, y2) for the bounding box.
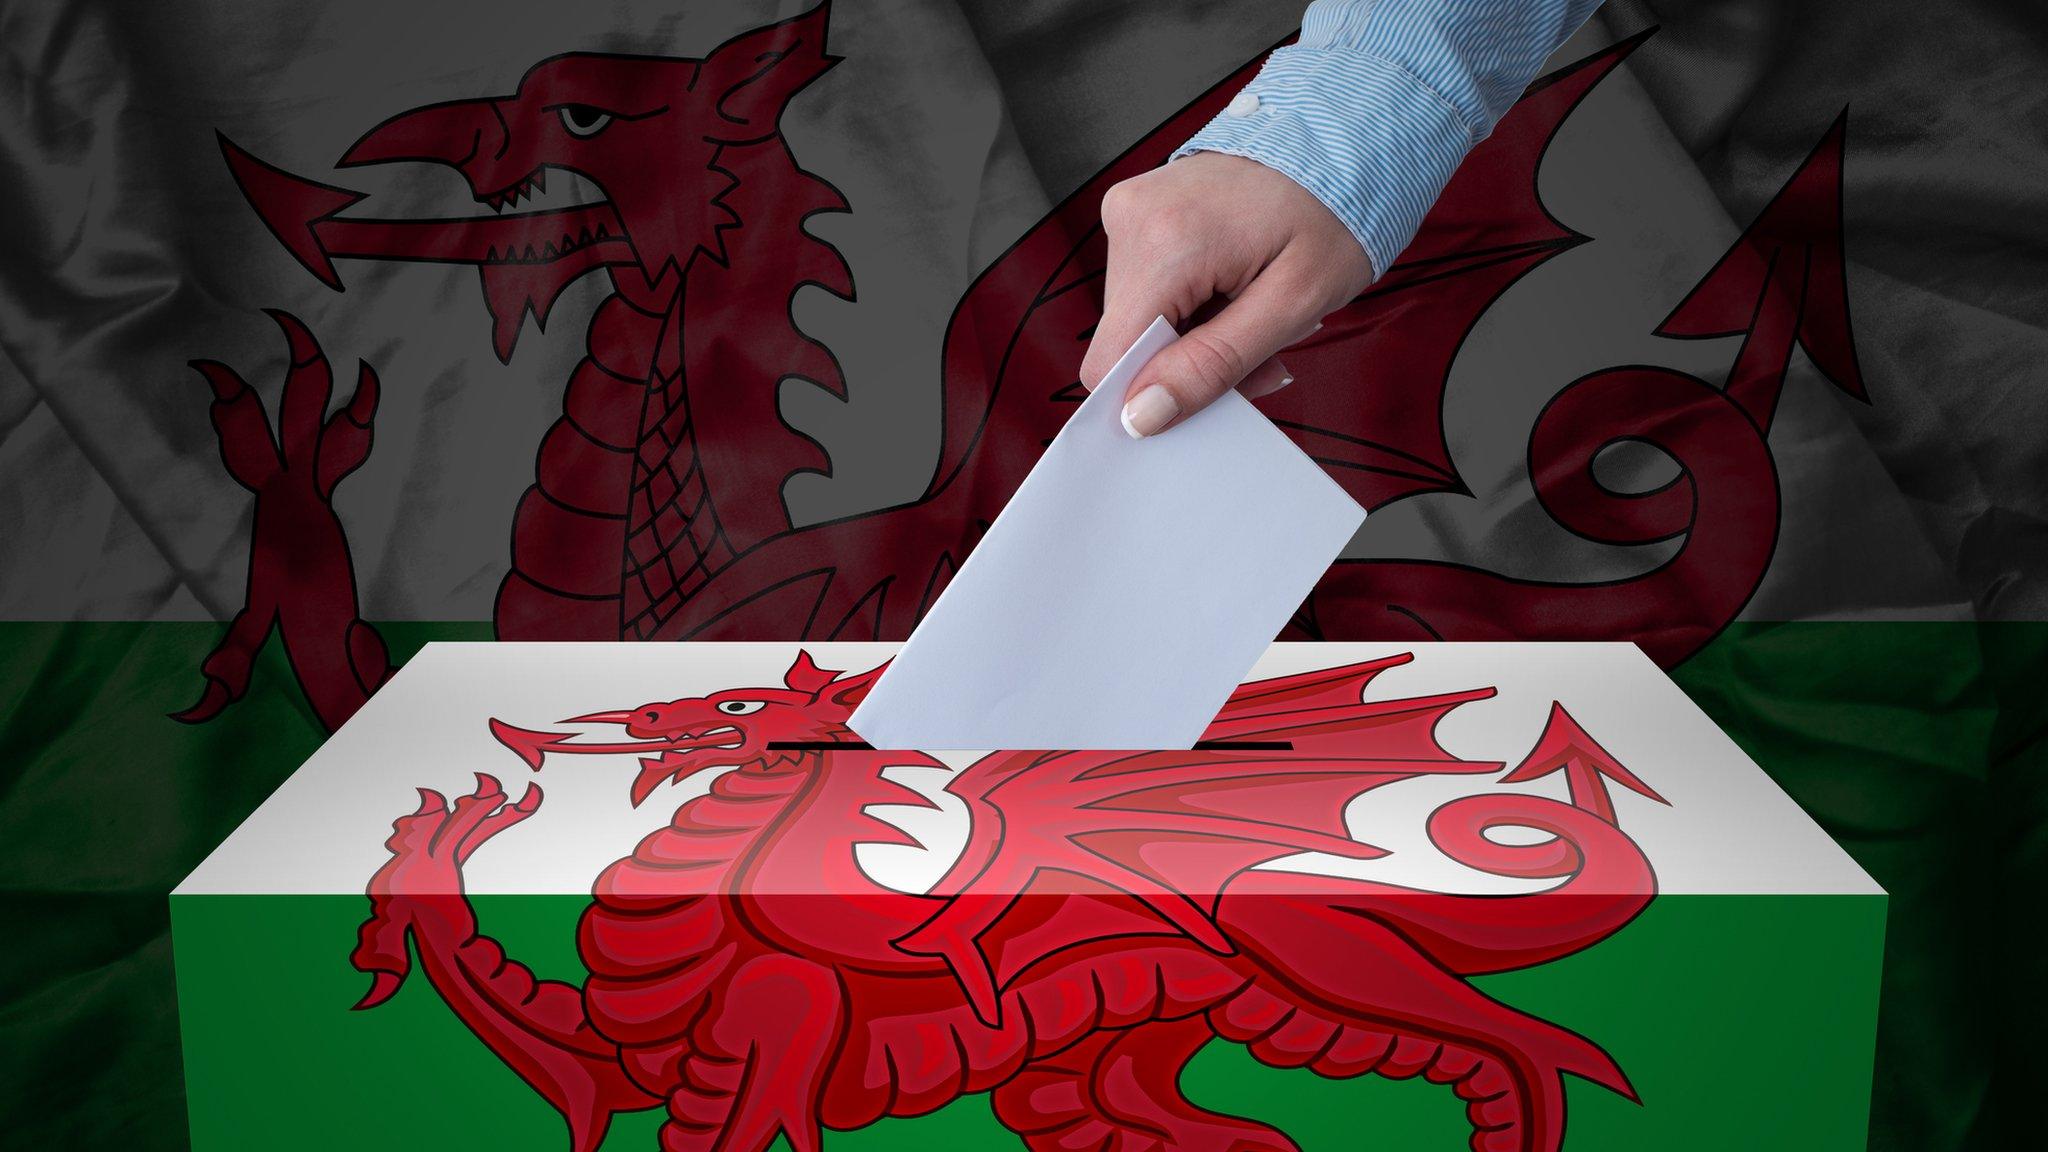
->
(1173, 44, 1475, 279)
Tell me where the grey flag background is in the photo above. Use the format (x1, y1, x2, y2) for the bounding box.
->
(3, 0, 2035, 627)
(2, 2, 2044, 1150)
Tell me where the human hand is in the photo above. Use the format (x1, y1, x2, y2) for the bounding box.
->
(1081, 151, 1376, 437)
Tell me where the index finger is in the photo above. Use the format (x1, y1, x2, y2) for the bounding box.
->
(1079, 235, 1196, 392)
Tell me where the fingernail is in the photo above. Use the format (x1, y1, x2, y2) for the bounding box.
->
(1121, 388, 1180, 438)
(1277, 374, 1294, 390)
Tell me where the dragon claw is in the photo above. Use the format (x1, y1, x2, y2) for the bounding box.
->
(356, 778, 543, 992)
(263, 307, 323, 366)
(187, 359, 246, 401)
(353, 969, 405, 1011)
(186, 308, 388, 729)
(343, 361, 380, 425)
(169, 676, 234, 725)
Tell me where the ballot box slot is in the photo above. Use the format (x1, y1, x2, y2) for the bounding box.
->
(763, 740, 1295, 751)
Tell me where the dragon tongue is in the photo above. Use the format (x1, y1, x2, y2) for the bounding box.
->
(219, 134, 364, 290)
(222, 132, 631, 364)
(314, 202, 623, 265)
(218, 136, 634, 299)
(487, 718, 572, 771)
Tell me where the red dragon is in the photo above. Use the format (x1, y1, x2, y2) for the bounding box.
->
(178, 4, 1864, 734)
(351, 649, 1665, 1152)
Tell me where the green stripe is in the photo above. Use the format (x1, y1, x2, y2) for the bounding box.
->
(1672, 623, 2048, 1152)
(172, 892, 1882, 1150)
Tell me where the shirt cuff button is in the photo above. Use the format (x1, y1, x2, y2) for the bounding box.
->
(1224, 90, 1261, 118)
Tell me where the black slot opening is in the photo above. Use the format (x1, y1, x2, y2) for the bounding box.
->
(766, 741, 873, 750)
(763, 740, 1295, 751)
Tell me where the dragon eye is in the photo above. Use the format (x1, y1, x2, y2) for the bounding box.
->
(557, 105, 613, 138)
(716, 700, 765, 715)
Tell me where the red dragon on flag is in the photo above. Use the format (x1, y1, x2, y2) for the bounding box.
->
(175, 2, 1865, 734)
(352, 650, 1665, 1152)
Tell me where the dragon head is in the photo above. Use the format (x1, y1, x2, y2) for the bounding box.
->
(219, 3, 841, 361)
(489, 651, 881, 806)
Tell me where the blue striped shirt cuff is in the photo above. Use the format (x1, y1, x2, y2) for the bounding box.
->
(1172, 46, 1476, 279)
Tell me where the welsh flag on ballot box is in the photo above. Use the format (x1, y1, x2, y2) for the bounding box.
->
(0, 2, 2041, 1151)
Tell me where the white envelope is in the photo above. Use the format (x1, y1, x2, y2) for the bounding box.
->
(849, 316, 1367, 749)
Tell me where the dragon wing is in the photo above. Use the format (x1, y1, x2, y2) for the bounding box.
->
(892, 654, 1504, 1022)
(1257, 32, 1649, 509)
(933, 32, 1653, 512)
(665, 33, 1649, 644)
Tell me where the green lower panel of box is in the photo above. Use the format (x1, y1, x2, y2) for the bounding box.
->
(174, 890, 1881, 1152)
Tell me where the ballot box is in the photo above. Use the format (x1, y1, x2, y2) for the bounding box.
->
(174, 642, 1882, 1152)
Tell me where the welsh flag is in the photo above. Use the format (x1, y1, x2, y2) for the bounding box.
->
(1, 2, 2039, 1150)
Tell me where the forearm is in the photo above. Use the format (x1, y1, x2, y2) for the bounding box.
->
(1175, 0, 1605, 276)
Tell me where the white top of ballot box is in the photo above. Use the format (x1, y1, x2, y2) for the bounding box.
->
(176, 642, 1881, 898)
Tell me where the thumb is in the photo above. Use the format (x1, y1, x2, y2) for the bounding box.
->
(1119, 271, 1316, 438)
